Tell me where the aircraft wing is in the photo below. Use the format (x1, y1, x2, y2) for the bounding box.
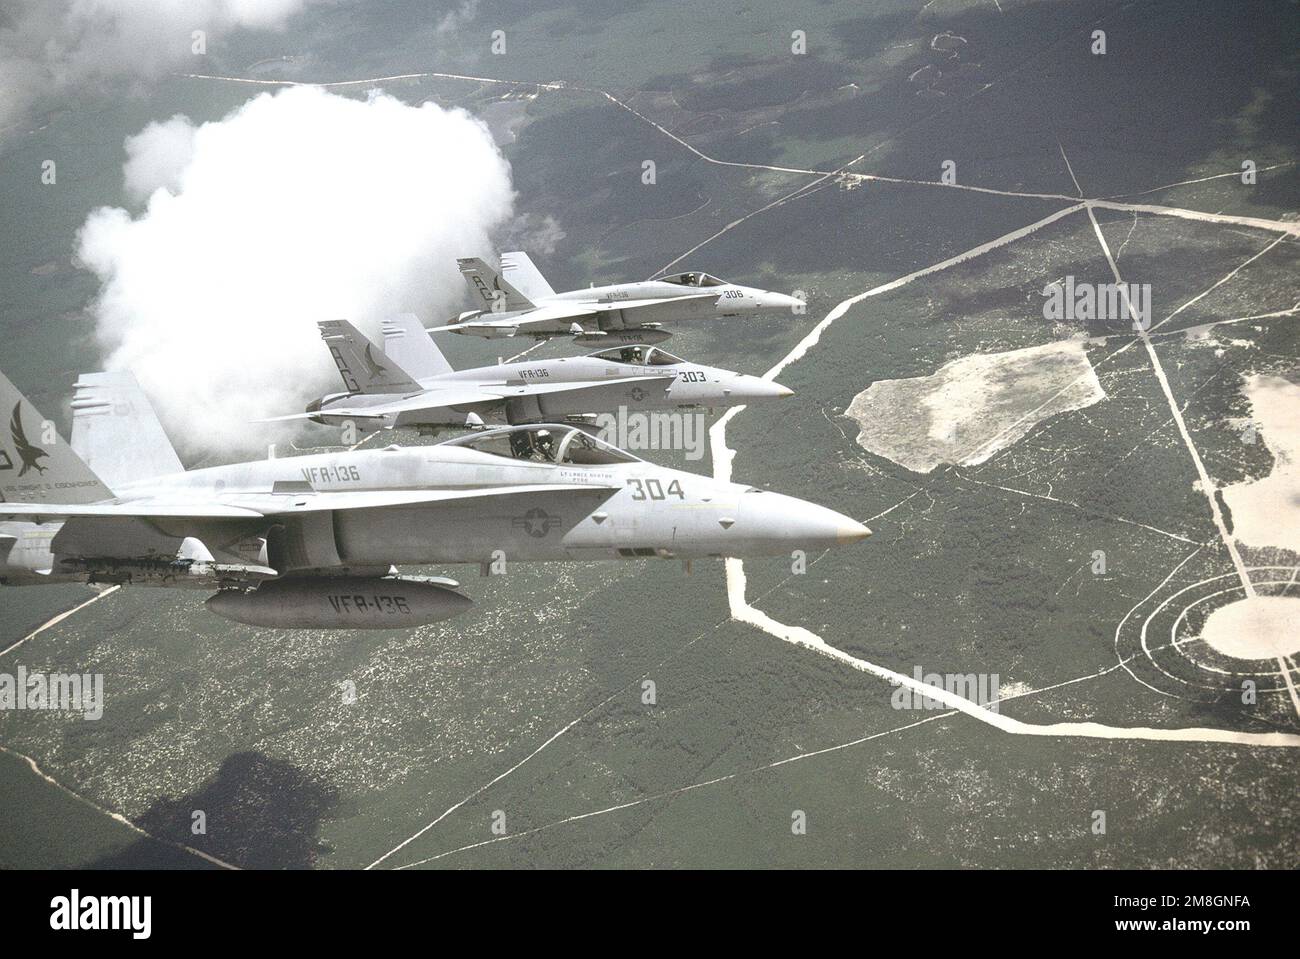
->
(408, 377, 675, 404)
(426, 304, 599, 336)
(477, 375, 682, 421)
(584, 292, 721, 325)
(0, 502, 263, 521)
(0, 484, 619, 523)
(255, 411, 390, 423)
(263, 378, 677, 423)
(584, 292, 720, 313)
(483, 375, 677, 399)
(427, 292, 719, 336)
(256, 386, 507, 423)
(230, 483, 619, 515)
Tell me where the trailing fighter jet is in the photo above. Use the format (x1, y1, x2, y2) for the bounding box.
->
(430, 251, 804, 341)
(0, 369, 869, 629)
(264, 315, 793, 434)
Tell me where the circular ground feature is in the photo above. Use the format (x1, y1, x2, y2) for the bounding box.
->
(1201, 595, 1300, 660)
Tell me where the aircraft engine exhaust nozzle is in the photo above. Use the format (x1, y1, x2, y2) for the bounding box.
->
(305, 397, 326, 425)
(444, 310, 481, 333)
(205, 577, 473, 629)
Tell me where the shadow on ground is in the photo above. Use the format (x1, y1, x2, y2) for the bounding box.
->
(91, 752, 339, 870)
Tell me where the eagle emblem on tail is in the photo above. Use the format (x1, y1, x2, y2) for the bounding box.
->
(10, 402, 49, 476)
(362, 343, 387, 379)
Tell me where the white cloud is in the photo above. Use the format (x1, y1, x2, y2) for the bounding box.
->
(123, 115, 199, 202)
(0, 0, 328, 133)
(77, 85, 515, 456)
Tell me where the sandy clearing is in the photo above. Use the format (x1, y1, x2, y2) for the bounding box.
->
(846, 339, 1105, 473)
(1201, 595, 1300, 659)
(1221, 375, 1300, 553)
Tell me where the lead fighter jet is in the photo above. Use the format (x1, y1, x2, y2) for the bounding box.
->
(0, 369, 869, 630)
(265, 315, 793, 434)
(431, 251, 804, 341)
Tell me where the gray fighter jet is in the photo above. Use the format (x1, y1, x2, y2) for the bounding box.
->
(265, 315, 793, 434)
(430, 251, 804, 341)
(0, 369, 869, 629)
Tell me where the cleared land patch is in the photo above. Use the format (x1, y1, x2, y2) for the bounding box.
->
(1222, 374, 1300, 554)
(1202, 595, 1300, 660)
(846, 339, 1105, 473)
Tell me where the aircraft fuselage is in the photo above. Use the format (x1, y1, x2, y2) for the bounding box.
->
(311, 351, 790, 430)
(0, 438, 866, 587)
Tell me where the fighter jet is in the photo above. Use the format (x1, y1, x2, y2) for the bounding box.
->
(430, 251, 805, 341)
(0, 369, 868, 629)
(264, 315, 793, 434)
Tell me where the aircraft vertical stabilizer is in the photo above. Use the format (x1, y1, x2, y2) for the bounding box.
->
(500, 251, 557, 300)
(381, 313, 454, 380)
(457, 257, 535, 313)
(0, 369, 112, 504)
(318, 320, 423, 395)
(71, 371, 184, 490)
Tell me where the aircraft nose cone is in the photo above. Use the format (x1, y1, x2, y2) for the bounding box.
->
(739, 492, 871, 551)
(763, 292, 805, 313)
(735, 376, 795, 401)
(837, 519, 872, 543)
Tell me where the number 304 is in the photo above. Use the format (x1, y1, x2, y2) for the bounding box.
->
(628, 478, 684, 500)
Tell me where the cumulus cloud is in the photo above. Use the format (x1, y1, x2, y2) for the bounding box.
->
(0, 0, 325, 133)
(77, 85, 515, 455)
(122, 115, 199, 201)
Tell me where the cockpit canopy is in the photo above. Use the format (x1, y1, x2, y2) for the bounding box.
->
(587, 345, 686, 367)
(438, 424, 641, 466)
(661, 272, 726, 288)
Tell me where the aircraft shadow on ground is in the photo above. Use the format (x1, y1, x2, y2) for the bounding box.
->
(89, 752, 339, 870)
